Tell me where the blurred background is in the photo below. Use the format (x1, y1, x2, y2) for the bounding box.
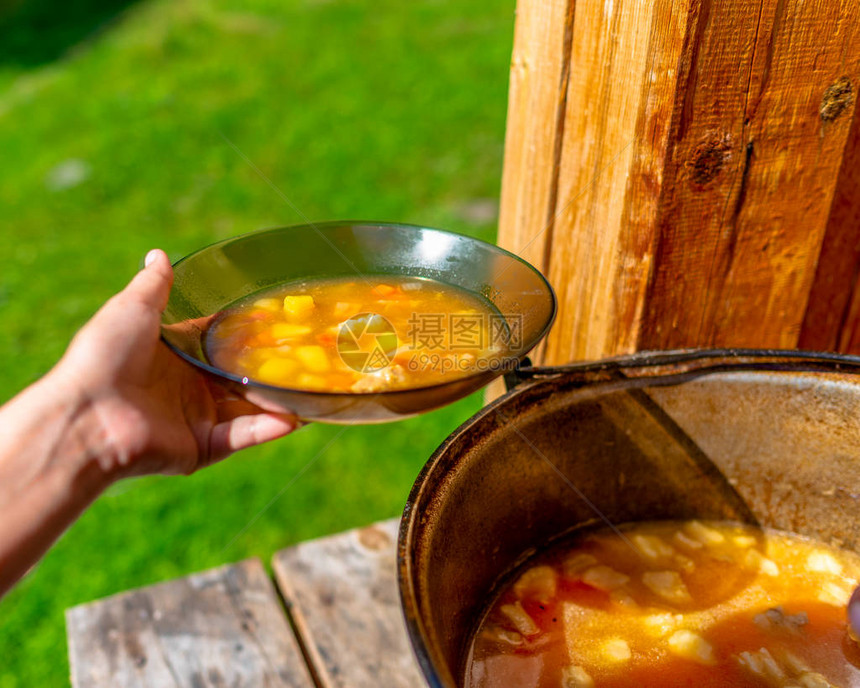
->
(0, 0, 515, 683)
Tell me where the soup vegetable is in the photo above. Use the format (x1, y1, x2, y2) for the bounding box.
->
(205, 276, 510, 393)
(466, 521, 860, 688)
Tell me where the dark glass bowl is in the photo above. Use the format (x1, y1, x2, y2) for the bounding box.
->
(161, 222, 556, 424)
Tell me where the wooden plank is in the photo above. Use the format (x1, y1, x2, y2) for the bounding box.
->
(272, 519, 424, 688)
(642, 0, 860, 350)
(545, 0, 693, 362)
(497, 0, 572, 274)
(800, 96, 860, 352)
(66, 559, 313, 688)
(498, 0, 860, 363)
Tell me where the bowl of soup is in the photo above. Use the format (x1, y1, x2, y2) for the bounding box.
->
(398, 350, 860, 687)
(160, 222, 556, 424)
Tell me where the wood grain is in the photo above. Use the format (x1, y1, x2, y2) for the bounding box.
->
(497, 0, 860, 362)
(497, 0, 573, 274)
(800, 90, 860, 352)
(642, 0, 860, 350)
(272, 519, 424, 688)
(546, 0, 692, 361)
(66, 559, 313, 688)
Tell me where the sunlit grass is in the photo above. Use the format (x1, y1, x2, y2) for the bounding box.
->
(0, 0, 514, 683)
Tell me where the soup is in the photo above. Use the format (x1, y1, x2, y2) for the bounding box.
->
(205, 276, 511, 393)
(466, 521, 860, 688)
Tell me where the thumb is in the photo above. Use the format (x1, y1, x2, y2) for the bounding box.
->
(123, 249, 174, 313)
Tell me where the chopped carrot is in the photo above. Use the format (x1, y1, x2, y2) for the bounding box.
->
(317, 332, 336, 346)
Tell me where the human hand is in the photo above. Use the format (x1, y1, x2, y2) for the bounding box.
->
(51, 249, 300, 478)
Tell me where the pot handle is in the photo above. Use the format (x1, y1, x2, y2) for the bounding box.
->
(503, 357, 533, 392)
(502, 348, 860, 393)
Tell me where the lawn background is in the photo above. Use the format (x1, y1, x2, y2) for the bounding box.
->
(0, 0, 516, 684)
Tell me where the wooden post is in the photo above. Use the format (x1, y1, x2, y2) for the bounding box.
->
(498, 0, 860, 364)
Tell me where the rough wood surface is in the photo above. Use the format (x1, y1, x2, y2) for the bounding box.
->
(66, 559, 313, 688)
(497, 0, 572, 274)
(272, 519, 424, 688)
(497, 0, 860, 362)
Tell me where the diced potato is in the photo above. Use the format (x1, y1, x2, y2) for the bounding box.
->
(602, 638, 632, 663)
(561, 665, 595, 688)
(733, 535, 757, 548)
(609, 590, 638, 609)
(371, 283, 397, 296)
(271, 323, 313, 340)
(806, 551, 843, 575)
(283, 294, 315, 319)
(632, 534, 676, 561)
(562, 553, 598, 580)
(745, 549, 779, 576)
(295, 345, 331, 373)
(253, 297, 282, 311)
(817, 581, 851, 606)
(684, 520, 725, 546)
(673, 530, 704, 550)
(479, 624, 524, 647)
(333, 302, 355, 318)
(256, 358, 298, 385)
(673, 554, 695, 573)
(296, 373, 326, 389)
(582, 565, 630, 592)
(499, 601, 540, 637)
(667, 630, 715, 665)
(642, 571, 693, 605)
(513, 565, 558, 604)
(643, 613, 681, 638)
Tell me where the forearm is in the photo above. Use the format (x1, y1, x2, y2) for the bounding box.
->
(0, 372, 117, 597)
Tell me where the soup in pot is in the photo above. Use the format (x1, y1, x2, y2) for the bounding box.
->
(466, 520, 860, 688)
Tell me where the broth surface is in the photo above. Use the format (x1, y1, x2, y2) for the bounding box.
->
(205, 276, 510, 392)
(466, 521, 860, 688)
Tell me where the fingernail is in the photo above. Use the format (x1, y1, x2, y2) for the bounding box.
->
(849, 587, 860, 638)
(144, 249, 158, 268)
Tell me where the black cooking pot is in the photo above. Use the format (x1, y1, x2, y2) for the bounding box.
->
(398, 349, 860, 687)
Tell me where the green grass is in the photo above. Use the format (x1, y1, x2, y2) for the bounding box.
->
(0, 0, 515, 684)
